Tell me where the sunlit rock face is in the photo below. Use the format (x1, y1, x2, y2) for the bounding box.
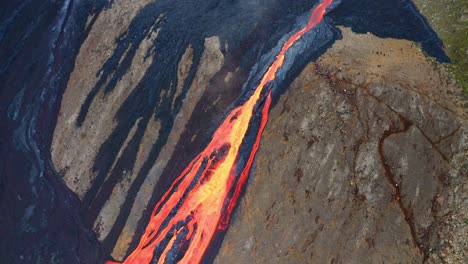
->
(1, 0, 466, 263)
(216, 28, 467, 264)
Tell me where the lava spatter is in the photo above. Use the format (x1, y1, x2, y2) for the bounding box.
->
(108, 1, 332, 263)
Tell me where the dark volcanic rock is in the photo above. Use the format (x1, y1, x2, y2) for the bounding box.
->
(0, 1, 107, 263)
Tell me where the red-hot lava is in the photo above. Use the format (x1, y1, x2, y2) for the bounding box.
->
(109, 1, 333, 263)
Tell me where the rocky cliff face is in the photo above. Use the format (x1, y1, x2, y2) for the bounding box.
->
(216, 28, 467, 264)
(1, 0, 466, 263)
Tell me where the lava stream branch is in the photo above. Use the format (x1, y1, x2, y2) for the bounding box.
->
(109, 1, 333, 263)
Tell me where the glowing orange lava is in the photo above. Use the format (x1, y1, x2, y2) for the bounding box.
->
(110, 1, 332, 263)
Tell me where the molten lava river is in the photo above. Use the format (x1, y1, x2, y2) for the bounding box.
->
(109, 0, 333, 263)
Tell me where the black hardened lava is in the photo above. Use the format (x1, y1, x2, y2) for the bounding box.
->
(0, 1, 114, 263)
(0, 0, 449, 263)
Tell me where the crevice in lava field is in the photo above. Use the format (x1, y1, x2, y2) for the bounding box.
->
(376, 115, 422, 253)
(351, 86, 440, 258)
(308, 53, 463, 262)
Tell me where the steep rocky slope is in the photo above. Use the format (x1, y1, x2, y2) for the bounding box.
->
(216, 28, 467, 264)
(1, 0, 466, 263)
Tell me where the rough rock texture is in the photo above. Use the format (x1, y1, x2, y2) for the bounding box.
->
(52, 0, 156, 200)
(44, 2, 467, 263)
(52, 33, 226, 260)
(107, 37, 225, 260)
(3, 0, 466, 263)
(215, 28, 467, 263)
(0, 1, 107, 263)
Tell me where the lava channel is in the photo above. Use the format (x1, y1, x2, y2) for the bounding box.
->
(109, 0, 333, 263)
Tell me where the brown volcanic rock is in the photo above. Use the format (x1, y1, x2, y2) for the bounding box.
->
(215, 28, 467, 263)
(50, 4, 467, 260)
